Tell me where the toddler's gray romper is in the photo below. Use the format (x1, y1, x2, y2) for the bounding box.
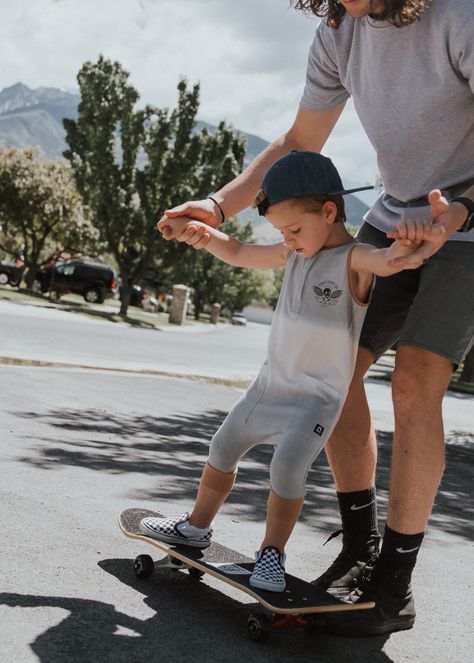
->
(208, 242, 371, 499)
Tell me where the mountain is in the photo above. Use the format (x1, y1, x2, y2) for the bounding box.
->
(0, 83, 371, 237)
(0, 83, 79, 160)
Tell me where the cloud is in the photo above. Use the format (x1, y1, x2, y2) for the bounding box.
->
(0, 0, 377, 183)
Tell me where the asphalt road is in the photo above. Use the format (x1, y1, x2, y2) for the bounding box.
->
(0, 299, 269, 381)
(0, 298, 472, 662)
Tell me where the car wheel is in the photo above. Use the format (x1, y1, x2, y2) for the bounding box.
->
(84, 287, 103, 304)
(0, 273, 8, 285)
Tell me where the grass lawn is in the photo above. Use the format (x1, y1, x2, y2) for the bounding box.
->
(0, 284, 167, 328)
(0, 284, 215, 329)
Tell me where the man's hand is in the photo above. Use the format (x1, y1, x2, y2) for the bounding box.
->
(157, 198, 222, 248)
(156, 215, 212, 249)
(385, 189, 462, 268)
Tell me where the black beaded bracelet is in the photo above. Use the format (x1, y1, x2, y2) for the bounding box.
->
(208, 196, 225, 223)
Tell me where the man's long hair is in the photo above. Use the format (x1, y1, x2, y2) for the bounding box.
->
(291, 1, 429, 29)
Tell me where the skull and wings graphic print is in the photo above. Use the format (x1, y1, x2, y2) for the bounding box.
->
(313, 280, 343, 307)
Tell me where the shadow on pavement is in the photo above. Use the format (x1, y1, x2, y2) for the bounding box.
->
(0, 560, 393, 663)
(15, 407, 473, 542)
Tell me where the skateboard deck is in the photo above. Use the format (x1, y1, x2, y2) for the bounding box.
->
(119, 508, 374, 637)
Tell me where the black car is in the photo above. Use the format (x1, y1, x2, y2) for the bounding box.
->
(35, 261, 117, 304)
(118, 282, 144, 307)
(0, 262, 24, 287)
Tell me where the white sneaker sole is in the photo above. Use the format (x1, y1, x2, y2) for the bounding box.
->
(249, 576, 286, 593)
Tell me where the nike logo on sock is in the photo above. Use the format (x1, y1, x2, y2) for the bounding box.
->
(396, 546, 420, 554)
(350, 499, 375, 511)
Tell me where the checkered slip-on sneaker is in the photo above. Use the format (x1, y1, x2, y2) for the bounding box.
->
(139, 512, 213, 549)
(249, 546, 287, 592)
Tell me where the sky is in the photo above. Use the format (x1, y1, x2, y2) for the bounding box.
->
(0, 0, 378, 186)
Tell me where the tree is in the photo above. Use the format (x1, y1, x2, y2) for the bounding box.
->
(0, 147, 96, 288)
(266, 267, 285, 309)
(64, 56, 245, 316)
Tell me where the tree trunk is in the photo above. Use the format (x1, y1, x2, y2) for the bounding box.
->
(118, 252, 147, 317)
(194, 298, 201, 320)
(25, 265, 37, 290)
(119, 293, 132, 316)
(460, 345, 474, 383)
(119, 277, 132, 316)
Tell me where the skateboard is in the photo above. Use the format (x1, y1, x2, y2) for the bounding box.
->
(119, 508, 375, 642)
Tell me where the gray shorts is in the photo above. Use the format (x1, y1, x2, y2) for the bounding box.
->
(357, 223, 474, 367)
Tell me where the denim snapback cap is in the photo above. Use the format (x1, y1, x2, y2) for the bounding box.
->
(256, 151, 373, 216)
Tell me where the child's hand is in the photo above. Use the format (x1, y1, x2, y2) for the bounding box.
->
(157, 214, 189, 238)
(157, 215, 211, 248)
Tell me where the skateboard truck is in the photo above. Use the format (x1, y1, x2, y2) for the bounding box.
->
(247, 612, 318, 642)
(134, 553, 205, 580)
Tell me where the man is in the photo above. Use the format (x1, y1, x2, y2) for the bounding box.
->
(158, 0, 474, 636)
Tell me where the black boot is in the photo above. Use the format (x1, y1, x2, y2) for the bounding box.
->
(311, 531, 380, 598)
(321, 567, 416, 636)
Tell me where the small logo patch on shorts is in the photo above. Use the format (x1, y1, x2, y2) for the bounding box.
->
(314, 423, 325, 436)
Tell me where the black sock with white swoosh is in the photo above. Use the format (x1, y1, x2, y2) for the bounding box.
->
(375, 525, 425, 579)
(337, 487, 379, 543)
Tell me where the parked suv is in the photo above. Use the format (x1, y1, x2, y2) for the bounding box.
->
(35, 261, 117, 304)
(0, 262, 24, 287)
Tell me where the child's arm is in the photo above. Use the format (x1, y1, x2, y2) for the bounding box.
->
(351, 221, 442, 278)
(158, 216, 290, 269)
(349, 221, 443, 303)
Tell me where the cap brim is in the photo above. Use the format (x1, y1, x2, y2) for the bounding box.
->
(330, 185, 375, 196)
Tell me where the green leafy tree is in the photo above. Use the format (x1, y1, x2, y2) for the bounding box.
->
(267, 267, 285, 309)
(0, 147, 96, 288)
(64, 55, 245, 315)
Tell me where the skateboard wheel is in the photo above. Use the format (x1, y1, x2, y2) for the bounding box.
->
(188, 567, 204, 580)
(247, 612, 272, 642)
(133, 554, 154, 579)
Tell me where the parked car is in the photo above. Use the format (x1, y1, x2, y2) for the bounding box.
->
(142, 293, 163, 313)
(231, 314, 247, 326)
(34, 261, 117, 304)
(0, 262, 24, 287)
(118, 282, 144, 307)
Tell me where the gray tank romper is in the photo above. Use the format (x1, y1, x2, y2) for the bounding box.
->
(208, 242, 371, 499)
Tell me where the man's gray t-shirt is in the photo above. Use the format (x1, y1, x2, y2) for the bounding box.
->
(300, 0, 474, 241)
